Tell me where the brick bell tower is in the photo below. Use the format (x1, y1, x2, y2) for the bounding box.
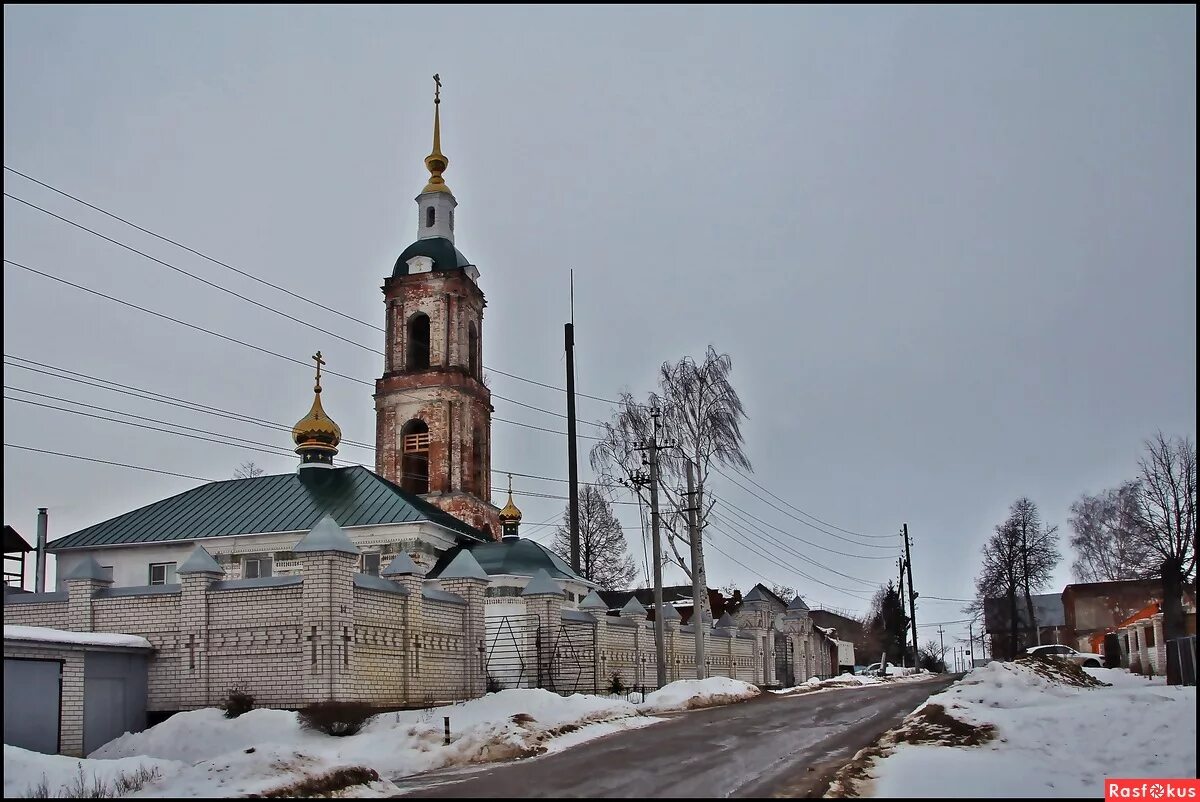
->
(375, 76, 500, 539)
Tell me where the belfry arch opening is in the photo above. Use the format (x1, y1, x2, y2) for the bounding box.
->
(407, 313, 431, 370)
(400, 419, 430, 495)
(467, 321, 479, 378)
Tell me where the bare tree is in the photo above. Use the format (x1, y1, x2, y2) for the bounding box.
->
(1069, 481, 1151, 582)
(1132, 433, 1197, 641)
(770, 584, 797, 603)
(974, 499, 1060, 659)
(590, 346, 751, 618)
(550, 485, 637, 590)
(233, 461, 264, 479)
(1011, 498, 1061, 644)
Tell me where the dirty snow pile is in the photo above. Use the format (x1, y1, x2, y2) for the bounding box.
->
(3, 690, 657, 798)
(836, 661, 1196, 798)
(771, 669, 932, 694)
(637, 677, 761, 712)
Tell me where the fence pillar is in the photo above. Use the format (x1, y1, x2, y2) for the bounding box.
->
(177, 545, 224, 709)
(382, 552, 425, 704)
(294, 515, 360, 704)
(440, 550, 492, 700)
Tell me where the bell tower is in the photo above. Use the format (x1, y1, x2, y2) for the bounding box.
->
(374, 77, 500, 539)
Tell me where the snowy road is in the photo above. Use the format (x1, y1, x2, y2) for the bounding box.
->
(394, 676, 958, 798)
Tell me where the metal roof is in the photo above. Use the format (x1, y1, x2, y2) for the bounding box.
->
(426, 537, 592, 585)
(48, 465, 487, 551)
(3, 525, 32, 553)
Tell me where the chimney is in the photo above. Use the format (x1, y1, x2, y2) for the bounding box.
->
(35, 507, 48, 593)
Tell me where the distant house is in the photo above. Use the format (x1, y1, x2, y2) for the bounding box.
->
(809, 608, 869, 665)
(727, 584, 789, 628)
(4, 525, 33, 590)
(983, 592, 1066, 657)
(597, 586, 728, 624)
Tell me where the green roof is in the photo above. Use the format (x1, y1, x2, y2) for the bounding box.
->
(49, 465, 486, 551)
(393, 237, 473, 277)
(426, 537, 592, 585)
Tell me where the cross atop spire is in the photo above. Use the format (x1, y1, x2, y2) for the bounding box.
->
(312, 350, 325, 393)
(423, 74, 450, 194)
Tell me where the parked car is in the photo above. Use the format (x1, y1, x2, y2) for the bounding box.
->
(1025, 644, 1104, 668)
(861, 662, 895, 676)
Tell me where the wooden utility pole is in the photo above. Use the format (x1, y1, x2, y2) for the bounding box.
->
(686, 460, 706, 678)
(904, 524, 918, 659)
(897, 557, 906, 667)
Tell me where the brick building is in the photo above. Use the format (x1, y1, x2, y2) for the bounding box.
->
(373, 83, 499, 538)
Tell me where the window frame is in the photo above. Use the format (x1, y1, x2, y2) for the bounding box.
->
(242, 555, 274, 580)
(149, 562, 177, 586)
(362, 552, 381, 576)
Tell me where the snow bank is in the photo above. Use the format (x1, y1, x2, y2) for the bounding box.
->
(849, 661, 1196, 798)
(3, 625, 152, 650)
(20, 689, 649, 797)
(3, 745, 182, 798)
(637, 677, 760, 712)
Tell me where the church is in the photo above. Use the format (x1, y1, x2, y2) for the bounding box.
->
(44, 82, 592, 600)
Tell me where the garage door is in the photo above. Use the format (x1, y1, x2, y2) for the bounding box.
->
(3, 658, 61, 754)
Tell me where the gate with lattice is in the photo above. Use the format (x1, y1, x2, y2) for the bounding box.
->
(483, 612, 540, 690)
(543, 615, 598, 695)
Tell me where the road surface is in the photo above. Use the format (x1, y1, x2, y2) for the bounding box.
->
(394, 676, 958, 798)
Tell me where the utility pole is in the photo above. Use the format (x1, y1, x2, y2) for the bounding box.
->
(564, 272, 580, 574)
(634, 408, 668, 687)
(685, 460, 706, 679)
(968, 620, 975, 669)
(903, 524, 918, 660)
(897, 557, 906, 667)
(937, 625, 946, 673)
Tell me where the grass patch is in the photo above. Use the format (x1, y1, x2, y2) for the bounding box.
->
(250, 767, 380, 798)
(22, 765, 161, 798)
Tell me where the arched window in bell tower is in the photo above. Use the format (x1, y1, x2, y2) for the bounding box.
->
(467, 321, 479, 378)
(471, 425, 484, 496)
(401, 419, 430, 495)
(407, 313, 431, 370)
(426, 206, 435, 228)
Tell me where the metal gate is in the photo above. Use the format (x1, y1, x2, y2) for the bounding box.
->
(544, 617, 597, 695)
(484, 613, 540, 690)
(4, 658, 61, 754)
(774, 633, 795, 687)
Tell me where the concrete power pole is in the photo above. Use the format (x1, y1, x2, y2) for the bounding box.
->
(897, 557, 906, 668)
(564, 322, 580, 574)
(644, 409, 668, 687)
(903, 524, 918, 660)
(937, 625, 946, 673)
(685, 460, 706, 679)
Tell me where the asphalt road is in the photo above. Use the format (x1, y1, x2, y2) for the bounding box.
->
(394, 676, 958, 798)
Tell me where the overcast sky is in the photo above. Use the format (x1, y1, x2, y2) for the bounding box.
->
(3, 5, 1195, 652)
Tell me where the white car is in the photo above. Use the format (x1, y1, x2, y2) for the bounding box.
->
(1025, 644, 1104, 668)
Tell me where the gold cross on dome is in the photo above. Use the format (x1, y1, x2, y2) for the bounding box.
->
(433, 74, 442, 103)
(312, 351, 325, 390)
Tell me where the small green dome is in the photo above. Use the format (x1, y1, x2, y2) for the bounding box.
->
(393, 237, 473, 277)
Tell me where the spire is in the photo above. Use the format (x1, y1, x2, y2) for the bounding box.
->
(498, 473, 522, 540)
(292, 351, 342, 470)
(422, 74, 451, 194)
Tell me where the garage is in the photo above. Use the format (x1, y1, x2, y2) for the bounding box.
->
(3, 657, 62, 754)
(3, 625, 152, 757)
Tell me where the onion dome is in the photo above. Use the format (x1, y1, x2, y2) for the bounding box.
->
(498, 474, 522, 539)
(292, 351, 341, 469)
(423, 74, 451, 194)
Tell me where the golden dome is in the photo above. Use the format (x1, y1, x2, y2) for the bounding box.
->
(293, 351, 341, 459)
(422, 74, 452, 194)
(498, 473, 522, 523)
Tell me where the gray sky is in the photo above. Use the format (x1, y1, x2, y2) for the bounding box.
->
(4, 5, 1195, 651)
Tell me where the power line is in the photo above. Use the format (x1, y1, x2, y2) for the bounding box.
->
(717, 464, 902, 541)
(5, 442, 214, 482)
(3, 262, 604, 440)
(712, 493, 898, 558)
(3, 165, 627, 408)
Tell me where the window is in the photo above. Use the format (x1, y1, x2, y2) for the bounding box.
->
(467, 321, 479, 378)
(362, 552, 381, 576)
(243, 556, 273, 579)
(407, 313, 431, 370)
(149, 562, 177, 586)
(449, 208, 454, 231)
(471, 426, 484, 496)
(401, 418, 430, 494)
(99, 565, 114, 582)
(426, 206, 435, 228)
(1145, 627, 1155, 647)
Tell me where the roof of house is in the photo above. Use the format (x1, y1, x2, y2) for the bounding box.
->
(48, 464, 487, 551)
(426, 537, 591, 585)
(3, 525, 32, 553)
(598, 586, 726, 610)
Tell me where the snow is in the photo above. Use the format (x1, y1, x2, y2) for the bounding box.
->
(3, 625, 152, 650)
(636, 677, 761, 713)
(853, 662, 1196, 798)
(771, 669, 933, 694)
(5, 689, 658, 798)
(3, 745, 182, 798)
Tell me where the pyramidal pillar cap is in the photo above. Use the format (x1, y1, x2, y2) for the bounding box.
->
(439, 548, 489, 581)
(294, 515, 359, 555)
(178, 545, 225, 576)
(61, 555, 113, 583)
(521, 568, 565, 597)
